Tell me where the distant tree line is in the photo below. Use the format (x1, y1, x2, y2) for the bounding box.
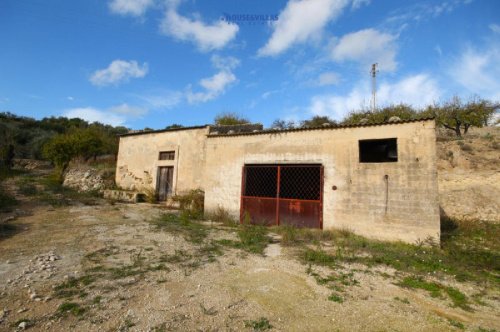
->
(0, 112, 128, 178)
(271, 96, 498, 137)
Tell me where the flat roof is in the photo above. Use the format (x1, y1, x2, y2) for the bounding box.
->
(206, 117, 435, 138)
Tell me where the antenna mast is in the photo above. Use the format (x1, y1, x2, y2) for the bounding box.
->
(370, 63, 378, 112)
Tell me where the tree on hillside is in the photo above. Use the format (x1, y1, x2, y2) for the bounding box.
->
(165, 124, 184, 130)
(43, 134, 77, 181)
(271, 119, 296, 130)
(214, 112, 250, 126)
(341, 104, 418, 125)
(301, 115, 337, 127)
(424, 97, 498, 137)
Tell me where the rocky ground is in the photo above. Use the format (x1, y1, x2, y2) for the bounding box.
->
(0, 179, 499, 331)
(0, 126, 498, 331)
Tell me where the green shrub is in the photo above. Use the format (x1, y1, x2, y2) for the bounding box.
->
(172, 189, 204, 219)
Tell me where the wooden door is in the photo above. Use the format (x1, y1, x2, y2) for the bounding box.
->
(157, 166, 174, 201)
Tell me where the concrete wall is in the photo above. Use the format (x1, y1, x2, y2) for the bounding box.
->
(204, 120, 440, 243)
(115, 127, 209, 194)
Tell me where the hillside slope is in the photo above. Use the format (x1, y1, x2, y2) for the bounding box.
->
(437, 127, 499, 222)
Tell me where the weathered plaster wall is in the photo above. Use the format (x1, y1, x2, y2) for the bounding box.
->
(115, 127, 209, 194)
(204, 120, 440, 243)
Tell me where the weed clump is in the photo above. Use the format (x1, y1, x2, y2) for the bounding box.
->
(172, 189, 204, 219)
(244, 317, 272, 331)
(57, 302, 86, 316)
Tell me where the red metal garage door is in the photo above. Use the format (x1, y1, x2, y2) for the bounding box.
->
(240, 164, 323, 228)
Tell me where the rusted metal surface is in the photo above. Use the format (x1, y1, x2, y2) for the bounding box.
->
(240, 164, 323, 228)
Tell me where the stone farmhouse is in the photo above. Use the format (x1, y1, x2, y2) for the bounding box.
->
(115, 118, 440, 244)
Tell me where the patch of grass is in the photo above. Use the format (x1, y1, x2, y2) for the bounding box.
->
(287, 218, 500, 286)
(0, 167, 25, 181)
(54, 275, 98, 298)
(17, 177, 38, 196)
(206, 206, 236, 226)
(398, 276, 472, 311)
(445, 287, 472, 311)
(153, 213, 208, 244)
(448, 319, 465, 330)
(244, 317, 272, 331)
(84, 246, 119, 263)
(0, 186, 17, 211)
(302, 248, 336, 266)
(328, 293, 344, 303)
(58, 302, 86, 316)
(92, 296, 102, 304)
(394, 296, 410, 304)
(159, 250, 191, 263)
(171, 189, 204, 219)
(399, 276, 442, 298)
(37, 172, 101, 206)
(237, 223, 270, 255)
(108, 264, 143, 279)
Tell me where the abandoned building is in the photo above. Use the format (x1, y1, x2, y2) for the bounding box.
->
(115, 118, 440, 244)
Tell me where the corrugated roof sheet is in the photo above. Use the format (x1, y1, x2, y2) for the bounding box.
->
(119, 125, 208, 137)
(118, 117, 435, 138)
(206, 117, 435, 138)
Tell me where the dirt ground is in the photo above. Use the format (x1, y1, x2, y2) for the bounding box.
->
(437, 127, 500, 222)
(1, 196, 499, 331)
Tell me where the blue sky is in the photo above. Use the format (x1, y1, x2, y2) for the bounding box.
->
(0, 0, 499, 129)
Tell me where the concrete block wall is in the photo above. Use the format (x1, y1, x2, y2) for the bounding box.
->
(115, 127, 209, 194)
(204, 120, 440, 243)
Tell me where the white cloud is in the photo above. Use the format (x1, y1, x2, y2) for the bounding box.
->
(308, 74, 441, 120)
(160, 6, 238, 51)
(211, 54, 240, 71)
(187, 71, 236, 103)
(66, 96, 74, 101)
(108, 103, 147, 116)
(186, 55, 239, 103)
(317, 71, 340, 86)
(331, 28, 398, 71)
(449, 45, 500, 100)
(90, 60, 148, 87)
(489, 23, 500, 34)
(63, 107, 127, 126)
(351, 0, 370, 10)
(137, 91, 183, 109)
(258, 0, 349, 56)
(109, 0, 154, 17)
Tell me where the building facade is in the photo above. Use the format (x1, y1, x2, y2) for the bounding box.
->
(116, 119, 440, 243)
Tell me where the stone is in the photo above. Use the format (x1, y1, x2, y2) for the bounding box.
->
(18, 321, 27, 329)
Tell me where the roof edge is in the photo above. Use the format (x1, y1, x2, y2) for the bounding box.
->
(206, 117, 435, 138)
(119, 125, 209, 137)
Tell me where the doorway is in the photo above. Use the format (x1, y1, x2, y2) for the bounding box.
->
(157, 166, 174, 201)
(240, 164, 323, 228)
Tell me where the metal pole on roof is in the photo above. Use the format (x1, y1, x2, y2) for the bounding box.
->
(371, 63, 378, 112)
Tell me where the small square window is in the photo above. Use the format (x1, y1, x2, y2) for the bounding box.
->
(159, 151, 175, 160)
(359, 138, 398, 163)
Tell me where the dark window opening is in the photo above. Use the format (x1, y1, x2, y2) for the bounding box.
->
(243, 166, 277, 197)
(159, 151, 175, 160)
(279, 166, 320, 200)
(359, 138, 398, 163)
